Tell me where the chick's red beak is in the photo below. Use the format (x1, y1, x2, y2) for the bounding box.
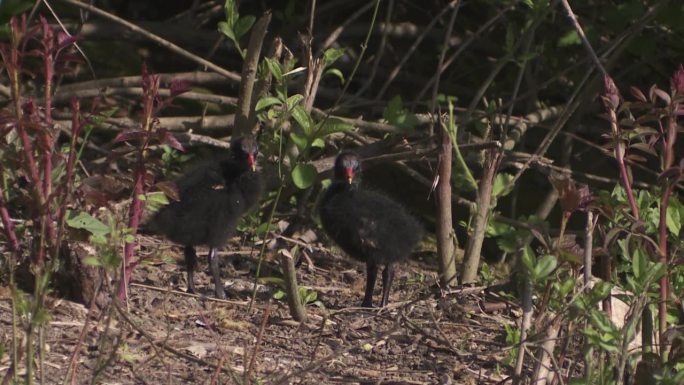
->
(345, 167, 354, 184)
(248, 153, 256, 172)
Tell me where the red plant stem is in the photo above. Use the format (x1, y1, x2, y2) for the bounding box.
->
(117, 69, 156, 300)
(52, 99, 83, 259)
(608, 108, 640, 221)
(0, 180, 21, 254)
(16, 111, 49, 265)
(658, 182, 672, 348)
(117, 163, 145, 300)
(42, 19, 54, 210)
(657, 108, 677, 356)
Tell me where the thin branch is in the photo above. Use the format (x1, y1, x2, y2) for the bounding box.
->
(55, 0, 242, 81)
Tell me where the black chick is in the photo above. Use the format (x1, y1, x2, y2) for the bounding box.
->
(150, 135, 263, 299)
(319, 152, 423, 307)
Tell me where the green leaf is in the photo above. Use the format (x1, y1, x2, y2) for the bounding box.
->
(217, 21, 236, 41)
(558, 30, 581, 47)
(666, 197, 682, 235)
(383, 95, 419, 131)
(590, 281, 612, 302)
(632, 246, 647, 280)
(83, 256, 102, 267)
(290, 132, 308, 152)
(142, 191, 169, 212)
(272, 290, 285, 300)
(324, 68, 345, 83)
(65, 210, 109, 237)
(322, 47, 345, 67)
(521, 246, 536, 274)
(291, 105, 313, 134)
(234, 15, 255, 38)
(492, 173, 514, 199)
(311, 138, 325, 149)
(256, 96, 281, 112)
(286, 94, 304, 111)
(223, 0, 239, 27)
(291, 164, 317, 189)
(319, 118, 353, 136)
(535, 254, 557, 281)
(265, 57, 283, 82)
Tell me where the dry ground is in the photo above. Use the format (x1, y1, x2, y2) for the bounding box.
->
(0, 234, 518, 384)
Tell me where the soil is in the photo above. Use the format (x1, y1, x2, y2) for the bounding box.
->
(0, 233, 518, 384)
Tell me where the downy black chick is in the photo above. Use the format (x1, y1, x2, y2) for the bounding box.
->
(319, 152, 423, 307)
(151, 135, 263, 299)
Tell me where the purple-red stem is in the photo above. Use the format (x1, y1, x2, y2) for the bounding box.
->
(657, 105, 677, 356)
(117, 69, 158, 300)
(658, 183, 672, 347)
(0, 177, 21, 254)
(117, 163, 145, 300)
(608, 108, 640, 221)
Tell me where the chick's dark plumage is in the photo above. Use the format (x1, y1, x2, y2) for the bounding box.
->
(151, 135, 263, 299)
(319, 152, 423, 307)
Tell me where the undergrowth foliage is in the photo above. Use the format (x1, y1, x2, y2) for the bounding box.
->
(112, 64, 188, 300)
(0, 14, 85, 383)
(1, 2, 684, 384)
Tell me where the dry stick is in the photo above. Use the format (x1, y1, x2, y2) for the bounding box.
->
(63, 283, 101, 385)
(558, 0, 608, 79)
(58, 71, 238, 92)
(433, 3, 460, 288)
(244, 303, 272, 383)
(461, 150, 502, 284)
(375, 0, 458, 100)
(55, 0, 241, 81)
(55, 114, 235, 132)
(234, 11, 271, 137)
(247, 37, 282, 134)
(531, 320, 564, 385)
(53, 87, 238, 106)
(208, 352, 227, 385)
(583, 211, 595, 381)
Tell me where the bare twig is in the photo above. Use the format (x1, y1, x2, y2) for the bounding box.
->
(244, 303, 272, 383)
(235, 11, 272, 137)
(55, 0, 241, 81)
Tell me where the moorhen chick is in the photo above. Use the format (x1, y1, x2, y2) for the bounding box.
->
(319, 152, 423, 307)
(150, 135, 263, 299)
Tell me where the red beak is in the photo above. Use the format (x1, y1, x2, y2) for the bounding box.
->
(248, 153, 256, 172)
(345, 167, 354, 184)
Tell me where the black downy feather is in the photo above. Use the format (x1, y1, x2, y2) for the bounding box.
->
(150, 135, 263, 298)
(319, 152, 423, 307)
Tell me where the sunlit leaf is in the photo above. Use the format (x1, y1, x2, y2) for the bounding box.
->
(285, 94, 304, 111)
(255, 96, 281, 112)
(324, 68, 345, 84)
(290, 132, 308, 152)
(217, 21, 235, 41)
(320, 117, 353, 136)
(234, 15, 255, 38)
(65, 210, 109, 237)
(291, 163, 317, 189)
(291, 105, 313, 134)
(265, 57, 283, 81)
(322, 47, 345, 67)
